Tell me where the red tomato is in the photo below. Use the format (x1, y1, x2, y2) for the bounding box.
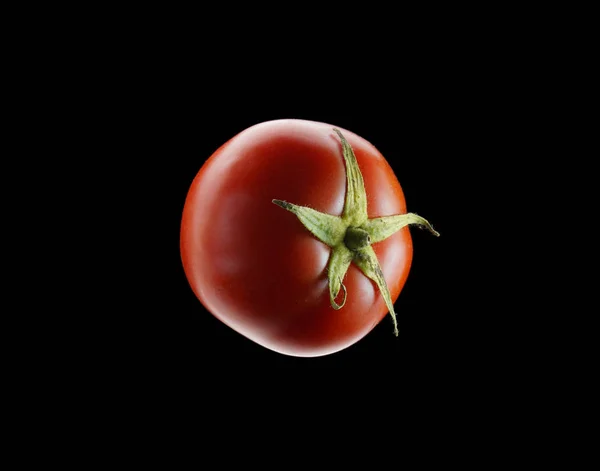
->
(181, 119, 434, 357)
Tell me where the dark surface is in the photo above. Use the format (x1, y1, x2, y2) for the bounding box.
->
(15, 8, 570, 463)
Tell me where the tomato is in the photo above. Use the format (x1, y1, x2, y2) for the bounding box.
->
(180, 119, 437, 357)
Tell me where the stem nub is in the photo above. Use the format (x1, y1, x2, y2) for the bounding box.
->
(344, 226, 371, 251)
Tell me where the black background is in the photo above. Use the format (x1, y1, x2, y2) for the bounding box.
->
(98, 56, 529, 445)
(18, 7, 579, 463)
(56, 10, 550, 428)
(11, 4, 588, 463)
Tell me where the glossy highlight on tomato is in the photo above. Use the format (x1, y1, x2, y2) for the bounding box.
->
(180, 119, 437, 357)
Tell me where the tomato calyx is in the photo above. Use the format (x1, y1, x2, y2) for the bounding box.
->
(273, 128, 439, 336)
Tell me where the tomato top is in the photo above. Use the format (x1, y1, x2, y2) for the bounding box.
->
(181, 119, 437, 357)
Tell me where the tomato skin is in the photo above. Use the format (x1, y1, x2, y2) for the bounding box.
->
(180, 119, 413, 357)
